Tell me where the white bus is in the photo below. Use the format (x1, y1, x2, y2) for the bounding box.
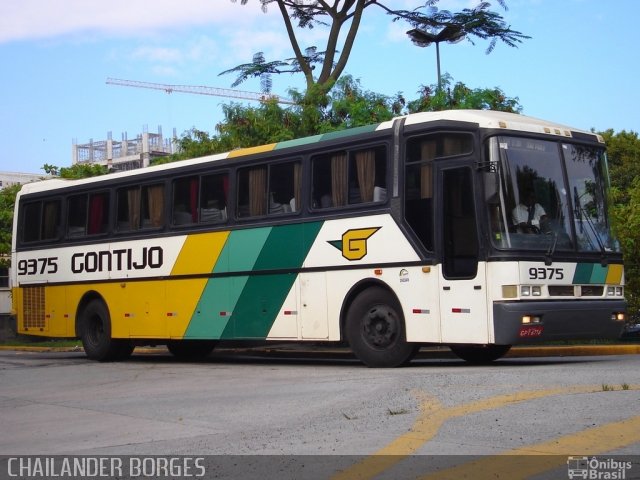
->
(11, 110, 626, 366)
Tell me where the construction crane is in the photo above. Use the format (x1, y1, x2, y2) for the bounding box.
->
(106, 77, 296, 105)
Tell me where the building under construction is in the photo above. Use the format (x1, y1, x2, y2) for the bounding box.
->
(72, 126, 176, 172)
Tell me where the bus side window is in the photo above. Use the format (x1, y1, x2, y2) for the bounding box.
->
(87, 193, 109, 235)
(67, 194, 87, 237)
(404, 140, 435, 251)
(173, 176, 198, 225)
(200, 173, 228, 223)
(237, 166, 267, 218)
(312, 146, 386, 209)
(117, 183, 164, 231)
(42, 200, 61, 240)
(141, 184, 165, 228)
(22, 200, 61, 243)
(269, 161, 301, 214)
(117, 187, 140, 231)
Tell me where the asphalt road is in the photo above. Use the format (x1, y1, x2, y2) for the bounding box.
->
(1, 348, 639, 479)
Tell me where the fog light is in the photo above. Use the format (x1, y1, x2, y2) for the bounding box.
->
(612, 312, 625, 322)
(522, 315, 541, 324)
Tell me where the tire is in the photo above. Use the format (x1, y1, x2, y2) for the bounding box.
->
(450, 344, 511, 364)
(166, 340, 217, 360)
(345, 287, 419, 368)
(80, 299, 129, 362)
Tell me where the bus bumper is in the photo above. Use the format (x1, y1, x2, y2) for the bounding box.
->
(493, 300, 627, 345)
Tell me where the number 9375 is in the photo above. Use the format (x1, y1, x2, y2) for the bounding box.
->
(528, 267, 564, 280)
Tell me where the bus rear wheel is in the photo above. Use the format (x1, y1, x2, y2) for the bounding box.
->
(450, 344, 511, 364)
(80, 299, 132, 361)
(166, 340, 217, 360)
(346, 287, 419, 368)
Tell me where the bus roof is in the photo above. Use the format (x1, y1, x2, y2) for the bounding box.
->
(17, 109, 602, 196)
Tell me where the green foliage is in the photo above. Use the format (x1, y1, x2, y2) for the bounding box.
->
(42, 163, 108, 179)
(165, 74, 521, 161)
(600, 129, 640, 202)
(604, 128, 640, 319)
(0, 184, 21, 266)
(407, 74, 522, 113)
(227, 0, 528, 107)
(610, 179, 640, 318)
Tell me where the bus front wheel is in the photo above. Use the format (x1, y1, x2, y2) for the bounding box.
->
(346, 287, 419, 368)
(80, 299, 132, 361)
(449, 344, 511, 364)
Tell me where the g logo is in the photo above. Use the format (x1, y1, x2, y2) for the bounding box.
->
(329, 227, 380, 261)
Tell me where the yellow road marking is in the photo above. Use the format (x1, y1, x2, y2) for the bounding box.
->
(419, 415, 640, 479)
(331, 385, 640, 480)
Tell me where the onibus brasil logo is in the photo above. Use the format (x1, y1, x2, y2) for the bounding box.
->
(328, 227, 380, 261)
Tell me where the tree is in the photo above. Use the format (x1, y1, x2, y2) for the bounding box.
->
(42, 163, 108, 179)
(600, 129, 640, 203)
(168, 74, 520, 161)
(0, 184, 21, 268)
(225, 0, 529, 100)
(603, 128, 640, 319)
(406, 73, 521, 113)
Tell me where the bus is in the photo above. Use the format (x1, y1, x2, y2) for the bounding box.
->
(10, 110, 626, 367)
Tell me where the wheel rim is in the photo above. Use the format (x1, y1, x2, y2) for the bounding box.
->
(362, 305, 398, 349)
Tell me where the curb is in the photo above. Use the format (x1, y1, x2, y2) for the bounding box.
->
(1, 344, 639, 358)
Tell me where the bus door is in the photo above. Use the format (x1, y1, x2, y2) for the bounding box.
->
(436, 163, 489, 344)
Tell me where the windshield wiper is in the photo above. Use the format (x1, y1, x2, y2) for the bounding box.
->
(575, 203, 608, 265)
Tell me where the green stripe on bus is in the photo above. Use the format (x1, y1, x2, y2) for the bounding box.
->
(572, 263, 593, 284)
(274, 134, 324, 150)
(184, 276, 248, 339)
(223, 221, 323, 338)
(253, 222, 323, 270)
(213, 227, 272, 273)
(319, 124, 380, 141)
(589, 264, 608, 284)
(572, 263, 610, 284)
(221, 273, 295, 339)
(185, 222, 323, 339)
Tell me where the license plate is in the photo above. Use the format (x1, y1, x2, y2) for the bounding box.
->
(519, 325, 544, 338)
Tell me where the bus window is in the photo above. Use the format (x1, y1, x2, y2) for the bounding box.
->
(404, 133, 474, 252)
(442, 167, 479, 278)
(269, 161, 301, 214)
(117, 186, 140, 231)
(67, 194, 88, 237)
(312, 146, 386, 209)
(42, 200, 60, 240)
(22, 200, 61, 243)
(238, 162, 301, 218)
(173, 176, 198, 225)
(117, 183, 164, 231)
(141, 184, 165, 228)
(237, 166, 267, 218)
(200, 173, 228, 223)
(67, 192, 109, 237)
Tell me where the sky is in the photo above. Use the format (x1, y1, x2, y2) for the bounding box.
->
(1, 0, 639, 174)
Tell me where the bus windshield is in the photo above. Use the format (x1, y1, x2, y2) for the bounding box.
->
(484, 136, 620, 254)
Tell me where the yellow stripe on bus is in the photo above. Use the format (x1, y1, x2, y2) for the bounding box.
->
(227, 143, 277, 158)
(171, 231, 230, 276)
(605, 263, 623, 285)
